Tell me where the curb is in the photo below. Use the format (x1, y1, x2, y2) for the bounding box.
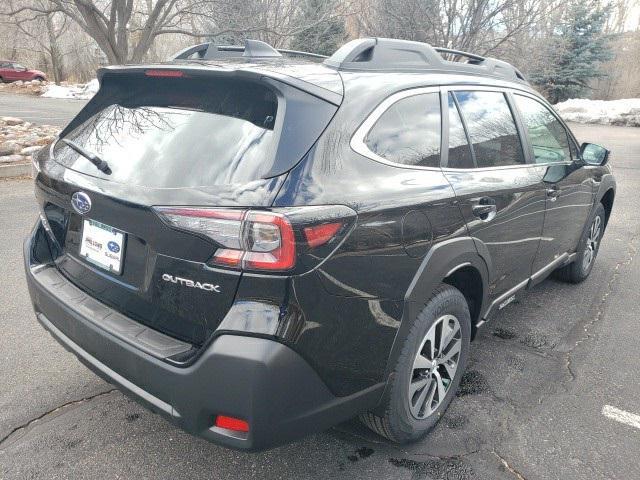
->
(0, 163, 31, 179)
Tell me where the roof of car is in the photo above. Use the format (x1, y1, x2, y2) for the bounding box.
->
(171, 38, 527, 82)
(100, 38, 532, 107)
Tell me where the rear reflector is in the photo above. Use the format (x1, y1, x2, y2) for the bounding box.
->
(145, 69, 184, 78)
(304, 222, 343, 248)
(215, 415, 249, 432)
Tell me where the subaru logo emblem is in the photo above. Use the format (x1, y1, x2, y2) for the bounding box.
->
(71, 191, 91, 215)
(107, 241, 120, 253)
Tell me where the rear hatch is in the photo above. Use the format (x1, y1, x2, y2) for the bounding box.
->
(34, 66, 340, 346)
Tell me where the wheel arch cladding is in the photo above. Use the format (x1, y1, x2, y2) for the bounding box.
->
(442, 265, 484, 338)
(389, 237, 489, 375)
(600, 187, 615, 227)
(371, 240, 487, 416)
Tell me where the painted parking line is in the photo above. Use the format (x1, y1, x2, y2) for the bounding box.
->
(602, 405, 640, 430)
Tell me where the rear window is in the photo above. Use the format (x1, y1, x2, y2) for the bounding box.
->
(53, 75, 335, 188)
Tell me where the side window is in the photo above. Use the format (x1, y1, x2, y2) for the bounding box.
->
(447, 93, 474, 169)
(364, 92, 441, 168)
(454, 91, 525, 168)
(514, 95, 571, 164)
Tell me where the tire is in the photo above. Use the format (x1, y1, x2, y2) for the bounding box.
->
(360, 284, 471, 443)
(0, 77, 4, 83)
(555, 203, 606, 283)
(34, 76, 45, 82)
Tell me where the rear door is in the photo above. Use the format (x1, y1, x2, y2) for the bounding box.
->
(11, 63, 27, 81)
(512, 93, 595, 272)
(442, 87, 547, 300)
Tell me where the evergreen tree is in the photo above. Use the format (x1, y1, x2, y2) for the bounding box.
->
(289, 0, 346, 56)
(531, 1, 613, 103)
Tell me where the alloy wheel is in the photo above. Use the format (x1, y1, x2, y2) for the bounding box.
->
(408, 314, 462, 419)
(582, 215, 602, 272)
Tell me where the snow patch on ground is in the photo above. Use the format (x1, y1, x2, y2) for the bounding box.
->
(42, 79, 99, 100)
(555, 98, 640, 127)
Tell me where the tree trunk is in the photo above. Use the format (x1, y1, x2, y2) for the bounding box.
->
(45, 14, 63, 84)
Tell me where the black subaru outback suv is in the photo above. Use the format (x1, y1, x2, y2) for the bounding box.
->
(24, 38, 615, 450)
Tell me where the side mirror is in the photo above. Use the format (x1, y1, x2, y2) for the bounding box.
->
(580, 143, 610, 166)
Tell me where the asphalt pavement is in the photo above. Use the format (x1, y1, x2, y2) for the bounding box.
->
(0, 101, 639, 478)
(0, 92, 86, 126)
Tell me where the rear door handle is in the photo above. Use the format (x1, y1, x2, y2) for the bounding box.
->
(471, 202, 497, 221)
(546, 187, 560, 201)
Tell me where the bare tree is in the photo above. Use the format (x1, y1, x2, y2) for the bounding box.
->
(604, 0, 639, 34)
(1, 0, 357, 65)
(2, 0, 192, 64)
(1, 0, 72, 83)
(171, 0, 357, 49)
(362, 0, 545, 55)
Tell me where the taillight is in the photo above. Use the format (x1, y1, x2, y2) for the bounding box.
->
(242, 212, 296, 270)
(154, 205, 357, 273)
(303, 222, 343, 248)
(156, 207, 245, 251)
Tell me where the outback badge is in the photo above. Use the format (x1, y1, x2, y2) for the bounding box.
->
(162, 273, 221, 293)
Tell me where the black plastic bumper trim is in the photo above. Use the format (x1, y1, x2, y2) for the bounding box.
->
(24, 230, 384, 450)
(31, 265, 192, 360)
(37, 312, 179, 418)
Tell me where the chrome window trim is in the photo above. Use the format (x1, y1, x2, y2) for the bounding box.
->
(440, 161, 573, 173)
(350, 86, 442, 171)
(351, 83, 578, 172)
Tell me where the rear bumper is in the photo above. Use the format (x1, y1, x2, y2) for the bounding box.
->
(24, 225, 382, 451)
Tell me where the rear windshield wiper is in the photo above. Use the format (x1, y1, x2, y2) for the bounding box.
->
(60, 138, 112, 175)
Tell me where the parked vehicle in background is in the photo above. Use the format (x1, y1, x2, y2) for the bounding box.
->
(24, 38, 615, 451)
(0, 61, 46, 82)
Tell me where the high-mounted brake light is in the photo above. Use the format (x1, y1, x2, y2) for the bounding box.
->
(145, 69, 184, 78)
(214, 415, 249, 433)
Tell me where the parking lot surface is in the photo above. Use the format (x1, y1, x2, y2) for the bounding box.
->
(1, 123, 639, 479)
(0, 92, 85, 126)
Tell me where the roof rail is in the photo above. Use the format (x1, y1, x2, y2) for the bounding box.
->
(433, 47, 485, 64)
(170, 39, 327, 62)
(323, 38, 527, 84)
(276, 49, 328, 60)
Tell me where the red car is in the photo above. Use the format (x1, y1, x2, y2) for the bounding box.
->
(0, 60, 46, 82)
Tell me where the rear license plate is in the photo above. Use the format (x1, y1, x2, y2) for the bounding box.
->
(80, 219, 125, 274)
